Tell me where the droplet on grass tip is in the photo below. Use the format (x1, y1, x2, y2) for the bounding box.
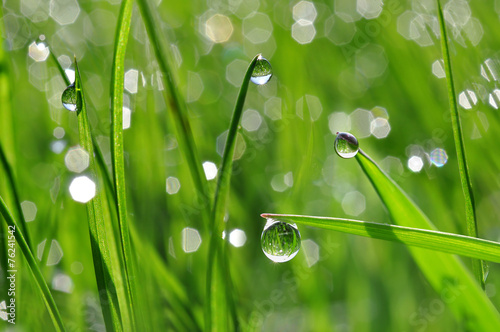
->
(61, 83, 78, 112)
(261, 219, 301, 263)
(334, 132, 359, 158)
(251, 55, 272, 85)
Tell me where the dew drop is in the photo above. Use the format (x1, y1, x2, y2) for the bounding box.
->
(334, 132, 359, 158)
(251, 55, 272, 85)
(261, 219, 301, 263)
(61, 83, 78, 112)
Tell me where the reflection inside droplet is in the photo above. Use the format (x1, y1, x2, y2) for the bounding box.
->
(334, 132, 359, 158)
(261, 219, 301, 263)
(251, 55, 272, 85)
(61, 83, 78, 111)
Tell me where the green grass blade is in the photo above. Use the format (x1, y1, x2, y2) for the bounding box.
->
(260, 214, 500, 263)
(110, 0, 138, 329)
(0, 143, 32, 251)
(136, 0, 210, 227)
(353, 149, 500, 330)
(206, 55, 260, 332)
(437, 0, 484, 288)
(74, 60, 123, 332)
(0, 196, 66, 332)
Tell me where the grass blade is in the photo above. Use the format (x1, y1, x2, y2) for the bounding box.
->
(110, 0, 138, 329)
(0, 196, 66, 332)
(206, 55, 260, 331)
(260, 214, 500, 263)
(436, 0, 484, 288)
(74, 60, 123, 331)
(354, 149, 500, 330)
(136, 0, 210, 227)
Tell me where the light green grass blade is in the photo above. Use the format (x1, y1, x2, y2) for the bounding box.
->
(437, 0, 484, 288)
(260, 214, 500, 263)
(206, 55, 260, 331)
(136, 0, 210, 227)
(109, 0, 138, 329)
(74, 60, 123, 332)
(0, 196, 66, 332)
(354, 149, 500, 330)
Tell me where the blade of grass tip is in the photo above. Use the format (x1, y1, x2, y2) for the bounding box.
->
(436, 0, 484, 288)
(0, 196, 66, 332)
(206, 55, 260, 332)
(354, 149, 500, 330)
(260, 214, 500, 263)
(110, 0, 139, 329)
(74, 60, 124, 332)
(136, 0, 211, 228)
(0, 142, 32, 251)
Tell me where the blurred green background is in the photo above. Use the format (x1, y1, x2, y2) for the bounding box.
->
(2, 0, 500, 331)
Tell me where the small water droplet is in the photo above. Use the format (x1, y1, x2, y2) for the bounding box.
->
(61, 83, 78, 112)
(251, 55, 272, 85)
(261, 219, 301, 263)
(334, 132, 359, 158)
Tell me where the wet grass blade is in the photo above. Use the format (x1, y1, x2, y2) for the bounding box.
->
(74, 60, 123, 331)
(260, 214, 500, 263)
(136, 0, 210, 227)
(110, 0, 138, 328)
(353, 149, 500, 330)
(0, 196, 66, 332)
(437, 0, 484, 287)
(206, 55, 260, 331)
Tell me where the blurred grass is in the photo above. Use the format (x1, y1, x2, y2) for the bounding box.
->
(2, 0, 500, 331)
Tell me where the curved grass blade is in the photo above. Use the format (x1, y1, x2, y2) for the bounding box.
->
(0, 196, 66, 332)
(136, 0, 210, 228)
(74, 60, 123, 332)
(206, 55, 260, 331)
(260, 214, 500, 263)
(109, 0, 138, 329)
(354, 149, 500, 330)
(436, 0, 484, 288)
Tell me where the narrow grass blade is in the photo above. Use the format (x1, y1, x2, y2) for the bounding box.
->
(74, 60, 123, 331)
(109, 0, 138, 329)
(437, 0, 484, 288)
(260, 214, 500, 263)
(136, 0, 210, 227)
(0, 196, 66, 332)
(0, 143, 32, 250)
(354, 149, 500, 330)
(206, 55, 260, 332)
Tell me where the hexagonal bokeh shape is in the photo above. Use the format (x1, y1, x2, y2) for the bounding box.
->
(28, 41, 50, 62)
(302, 239, 319, 267)
(296, 95, 323, 121)
(21, 200, 37, 222)
(292, 20, 316, 44)
(216, 131, 246, 160)
(408, 155, 424, 172)
(324, 15, 356, 45)
(432, 60, 445, 78)
(328, 112, 351, 135)
(203, 161, 218, 180)
(65, 146, 90, 173)
(356, 0, 383, 20)
(124, 69, 139, 94)
(187, 71, 204, 102)
(50, 0, 80, 26)
(166, 176, 181, 195)
(370, 117, 391, 139)
(69, 176, 96, 203)
(205, 14, 233, 43)
(355, 44, 388, 79)
(242, 109, 263, 132)
(181, 227, 202, 253)
(229, 229, 247, 248)
(293, 1, 317, 23)
(342, 191, 366, 216)
(226, 59, 248, 87)
(444, 0, 471, 27)
(264, 97, 282, 120)
(458, 89, 477, 109)
(243, 12, 273, 44)
(349, 108, 374, 138)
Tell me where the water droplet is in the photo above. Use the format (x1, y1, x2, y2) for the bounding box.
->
(251, 55, 272, 85)
(261, 219, 301, 263)
(334, 132, 359, 158)
(61, 83, 78, 112)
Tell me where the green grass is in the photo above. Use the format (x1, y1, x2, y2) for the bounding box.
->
(2, 0, 500, 331)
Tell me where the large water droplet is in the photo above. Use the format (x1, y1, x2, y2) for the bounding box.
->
(261, 219, 301, 263)
(334, 132, 359, 158)
(251, 55, 272, 85)
(61, 83, 78, 112)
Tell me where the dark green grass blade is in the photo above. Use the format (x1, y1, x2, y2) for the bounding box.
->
(261, 214, 500, 263)
(0, 196, 66, 332)
(136, 0, 210, 227)
(74, 60, 123, 332)
(436, 0, 484, 288)
(353, 149, 500, 330)
(0, 142, 32, 251)
(110, 0, 138, 329)
(206, 55, 260, 332)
